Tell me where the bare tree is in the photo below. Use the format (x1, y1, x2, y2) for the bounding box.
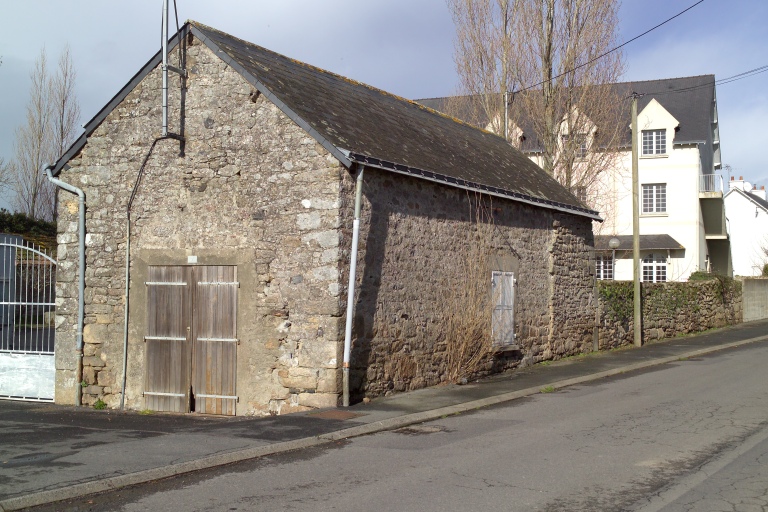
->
(11, 46, 80, 221)
(447, 0, 626, 201)
(51, 46, 81, 158)
(0, 158, 12, 196)
(447, 0, 521, 134)
(13, 48, 55, 220)
(0, 57, 14, 193)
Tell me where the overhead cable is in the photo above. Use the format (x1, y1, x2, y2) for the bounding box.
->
(513, 0, 706, 95)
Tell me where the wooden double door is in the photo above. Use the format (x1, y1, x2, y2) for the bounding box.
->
(144, 265, 238, 415)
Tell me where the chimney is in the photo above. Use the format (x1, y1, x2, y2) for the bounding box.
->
(729, 175, 747, 192)
(750, 184, 767, 201)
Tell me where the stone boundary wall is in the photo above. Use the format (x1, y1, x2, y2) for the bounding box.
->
(740, 277, 768, 322)
(597, 279, 742, 349)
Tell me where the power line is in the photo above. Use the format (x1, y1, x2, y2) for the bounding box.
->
(636, 65, 768, 97)
(513, 0, 706, 95)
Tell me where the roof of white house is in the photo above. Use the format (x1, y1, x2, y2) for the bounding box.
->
(725, 187, 768, 211)
(594, 234, 685, 252)
(418, 75, 716, 152)
(50, 21, 599, 220)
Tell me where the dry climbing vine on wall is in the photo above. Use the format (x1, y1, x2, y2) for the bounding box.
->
(442, 192, 497, 383)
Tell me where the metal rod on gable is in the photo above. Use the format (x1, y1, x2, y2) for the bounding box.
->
(162, 0, 169, 137)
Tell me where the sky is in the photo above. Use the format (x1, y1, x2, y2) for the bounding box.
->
(1, 0, 767, 210)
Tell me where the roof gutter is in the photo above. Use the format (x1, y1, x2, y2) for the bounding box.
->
(45, 166, 85, 407)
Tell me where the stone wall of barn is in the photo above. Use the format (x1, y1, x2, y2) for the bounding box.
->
(54, 36, 346, 414)
(341, 167, 596, 399)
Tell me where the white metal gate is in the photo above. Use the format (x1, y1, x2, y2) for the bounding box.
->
(0, 235, 56, 401)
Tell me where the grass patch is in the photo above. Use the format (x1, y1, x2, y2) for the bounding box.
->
(541, 385, 555, 393)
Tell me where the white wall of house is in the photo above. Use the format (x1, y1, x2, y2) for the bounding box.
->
(607, 144, 706, 281)
(724, 180, 768, 276)
(581, 100, 710, 281)
(508, 89, 725, 282)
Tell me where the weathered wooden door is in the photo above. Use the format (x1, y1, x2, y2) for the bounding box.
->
(144, 265, 237, 415)
(144, 266, 192, 413)
(192, 266, 238, 415)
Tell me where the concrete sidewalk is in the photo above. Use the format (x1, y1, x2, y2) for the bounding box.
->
(2, 320, 767, 511)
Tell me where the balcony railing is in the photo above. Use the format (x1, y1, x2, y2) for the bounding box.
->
(700, 174, 723, 194)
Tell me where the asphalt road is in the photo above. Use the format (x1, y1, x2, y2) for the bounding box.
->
(27, 342, 768, 512)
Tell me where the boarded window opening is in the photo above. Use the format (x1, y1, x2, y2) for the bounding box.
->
(491, 271, 515, 346)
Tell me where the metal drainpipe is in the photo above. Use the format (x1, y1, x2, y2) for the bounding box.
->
(342, 166, 364, 407)
(161, 0, 169, 137)
(121, 136, 166, 409)
(45, 166, 85, 407)
(120, 214, 131, 410)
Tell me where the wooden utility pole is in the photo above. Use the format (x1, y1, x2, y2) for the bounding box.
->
(504, 91, 509, 141)
(631, 94, 642, 347)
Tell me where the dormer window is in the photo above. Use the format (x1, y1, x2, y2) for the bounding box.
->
(562, 133, 588, 159)
(642, 129, 666, 155)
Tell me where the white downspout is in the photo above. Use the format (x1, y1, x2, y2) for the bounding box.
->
(45, 166, 85, 407)
(342, 166, 364, 407)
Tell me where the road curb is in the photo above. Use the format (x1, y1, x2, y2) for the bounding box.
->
(2, 334, 766, 511)
(320, 334, 768, 441)
(0, 437, 327, 512)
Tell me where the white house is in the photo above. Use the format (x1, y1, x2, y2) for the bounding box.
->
(724, 177, 768, 276)
(591, 78, 730, 282)
(418, 75, 731, 282)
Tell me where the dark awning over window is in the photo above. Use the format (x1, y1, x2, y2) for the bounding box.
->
(595, 234, 684, 252)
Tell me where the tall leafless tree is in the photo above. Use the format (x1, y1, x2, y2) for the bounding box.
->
(447, 0, 626, 205)
(0, 158, 11, 196)
(0, 57, 13, 193)
(11, 46, 80, 221)
(51, 46, 81, 159)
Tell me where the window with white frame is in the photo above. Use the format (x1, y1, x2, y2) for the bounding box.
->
(491, 271, 515, 346)
(573, 185, 588, 205)
(642, 129, 666, 155)
(562, 133, 588, 159)
(642, 183, 667, 213)
(642, 253, 667, 282)
(595, 255, 613, 280)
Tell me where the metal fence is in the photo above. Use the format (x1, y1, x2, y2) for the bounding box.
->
(0, 236, 56, 354)
(700, 174, 724, 194)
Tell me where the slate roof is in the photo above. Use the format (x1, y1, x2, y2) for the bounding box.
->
(594, 234, 684, 252)
(51, 21, 599, 220)
(417, 75, 716, 152)
(725, 187, 768, 212)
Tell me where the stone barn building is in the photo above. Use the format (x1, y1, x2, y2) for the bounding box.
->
(48, 22, 600, 415)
